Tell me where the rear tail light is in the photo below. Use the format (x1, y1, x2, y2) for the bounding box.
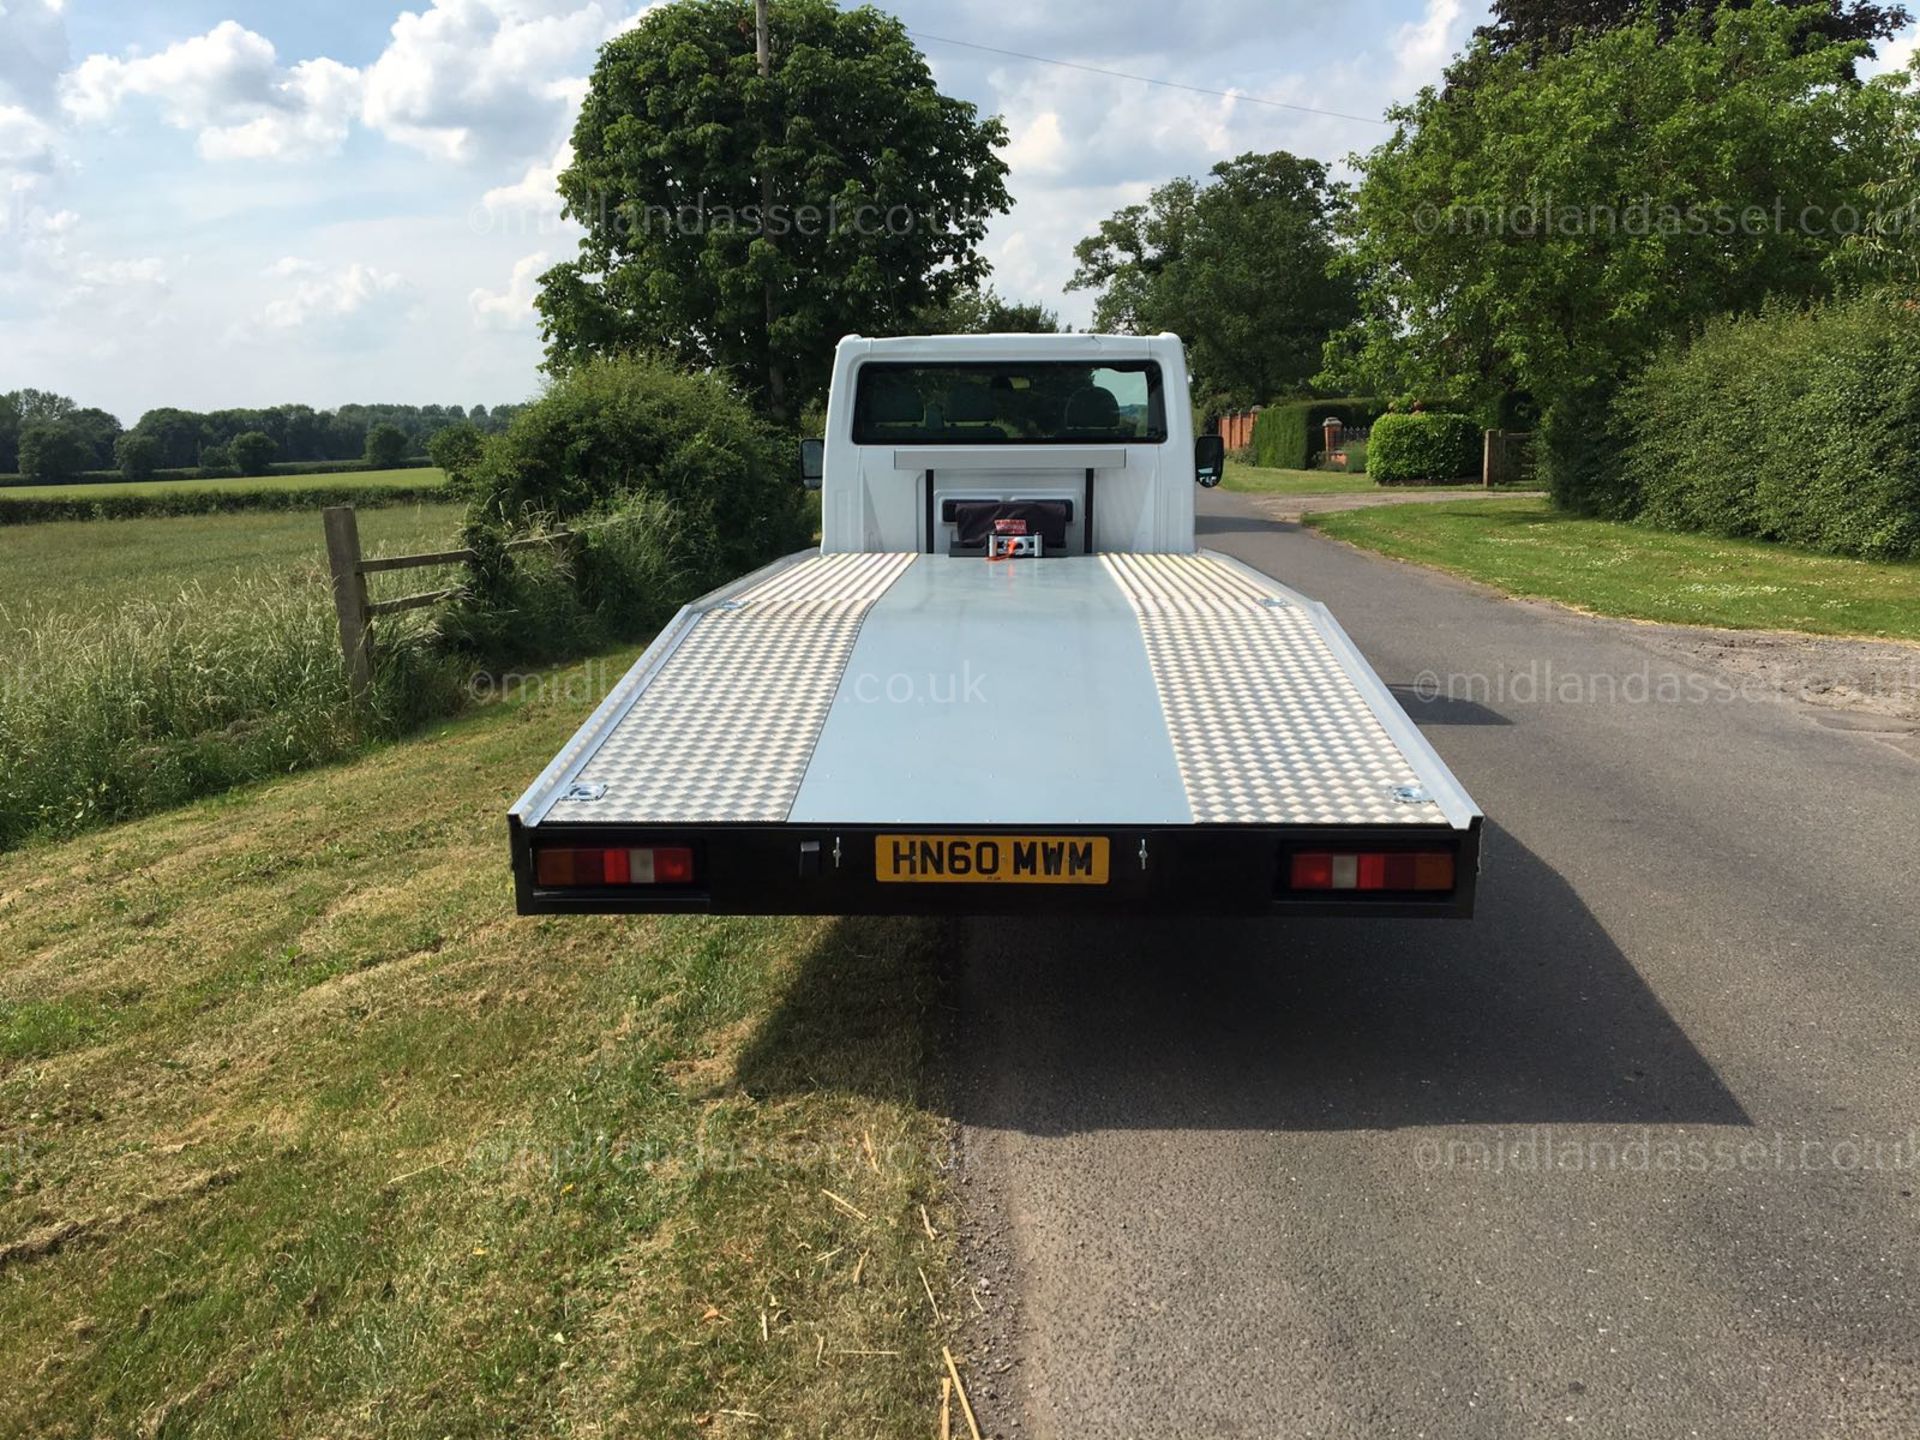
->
(1288, 851, 1454, 893)
(534, 846, 696, 887)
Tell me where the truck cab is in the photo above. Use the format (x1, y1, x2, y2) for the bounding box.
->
(812, 332, 1214, 557)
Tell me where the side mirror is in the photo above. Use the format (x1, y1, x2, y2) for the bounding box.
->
(1194, 434, 1225, 489)
(798, 438, 824, 491)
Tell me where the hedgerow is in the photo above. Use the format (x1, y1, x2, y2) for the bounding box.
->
(0, 483, 441, 525)
(1617, 297, 1920, 560)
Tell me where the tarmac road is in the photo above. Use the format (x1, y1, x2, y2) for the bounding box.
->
(952, 488, 1920, 1439)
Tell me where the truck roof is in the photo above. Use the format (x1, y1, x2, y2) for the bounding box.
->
(841, 332, 1184, 362)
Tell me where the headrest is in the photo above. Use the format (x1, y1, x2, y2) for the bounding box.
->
(1064, 387, 1120, 430)
(867, 383, 924, 425)
(946, 385, 997, 423)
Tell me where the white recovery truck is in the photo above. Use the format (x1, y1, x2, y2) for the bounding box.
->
(508, 333, 1482, 918)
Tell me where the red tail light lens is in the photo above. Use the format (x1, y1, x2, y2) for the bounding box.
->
(534, 846, 696, 887)
(1289, 851, 1454, 893)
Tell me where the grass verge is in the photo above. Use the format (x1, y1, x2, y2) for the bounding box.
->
(1220, 462, 1500, 497)
(1220, 461, 1375, 495)
(1309, 497, 1920, 640)
(0, 657, 965, 1438)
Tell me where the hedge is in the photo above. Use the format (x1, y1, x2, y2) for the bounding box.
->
(0, 483, 443, 526)
(1615, 298, 1920, 560)
(0, 456, 434, 489)
(1368, 413, 1481, 484)
(1250, 398, 1385, 470)
(466, 352, 812, 601)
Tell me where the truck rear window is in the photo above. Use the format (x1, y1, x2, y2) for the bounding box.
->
(851, 361, 1167, 445)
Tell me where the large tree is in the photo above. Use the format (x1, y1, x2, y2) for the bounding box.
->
(913, 286, 1060, 335)
(1329, 7, 1905, 429)
(1068, 152, 1359, 408)
(18, 422, 91, 484)
(1472, 0, 1910, 61)
(1845, 58, 1920, 295)
(538, 0, 1012, 420)
(0, 390, 79, 473)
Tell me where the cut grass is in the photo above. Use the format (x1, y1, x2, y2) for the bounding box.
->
(0, 468, 447, 501)
(0, 502, 468, 624)
(1310, 497, 1920, 641)
(1221, 461, 1376, 495)
(0, 655, 965, 1438)
(1220, 461, 1497, 497)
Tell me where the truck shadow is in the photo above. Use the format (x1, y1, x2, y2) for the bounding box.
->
(732, 820, 1748, 1134)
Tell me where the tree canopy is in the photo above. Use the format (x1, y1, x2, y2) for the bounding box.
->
(1327, 6, 1907, 421)
(1068, 152, 1359, 408)
(364, 424, 410, 470)
(912, 286, 1061, 335)
(229, 431, 277, 476)
(538, 0, 1013, 420)
(19, 422, 92, 484)
(1472, 0, 1910, 61)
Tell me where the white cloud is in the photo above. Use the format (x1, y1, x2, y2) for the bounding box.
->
(1005, 111, 1067, 179)
(258, 259, 412, 331)
(61, 21, 361, 161)
(1389, 0, 1471, 92)
(0, 103, 57, 175)
(73, 255, 169, 289)
(199, 58, 363, 161)
(360, 0, 622, 163)
(1863, 22, 1918, 80)
(0, 2, 69, 214)
(471, 249, 549, 329)
(0, 0, 70, 116)
(479, 136, 572, 225)
(62, 21, 280, 126)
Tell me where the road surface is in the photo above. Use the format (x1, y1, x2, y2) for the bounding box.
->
(953, 487, 1920, 1438)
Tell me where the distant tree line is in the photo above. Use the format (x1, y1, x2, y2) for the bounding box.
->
(0, 392, 526, 482)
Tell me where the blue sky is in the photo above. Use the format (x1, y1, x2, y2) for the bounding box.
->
(2, 0, 1914, 423)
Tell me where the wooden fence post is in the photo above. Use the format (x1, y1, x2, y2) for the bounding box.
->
(322, 505, 372, 701)
(1483, 429, 1498, 489)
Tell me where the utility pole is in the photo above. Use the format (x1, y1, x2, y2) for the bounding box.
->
(755, 0, 787, 419)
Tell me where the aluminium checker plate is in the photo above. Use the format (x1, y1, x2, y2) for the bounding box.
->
(512, 551, 914, 827)
(1103, 552, 1472, 827)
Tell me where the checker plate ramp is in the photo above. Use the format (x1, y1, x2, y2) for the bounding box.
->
(1103, 552, 1439, 825)
(566, 552, 914, 823)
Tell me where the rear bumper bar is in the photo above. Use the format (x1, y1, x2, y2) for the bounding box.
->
(509, 816, 1482, 919)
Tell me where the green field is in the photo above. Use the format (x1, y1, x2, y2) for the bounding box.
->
(1311, 497, 1920, 640)
(0, 651, 962, 1439)
(0, 502, 467, 627)
(0, 467, 446, 502)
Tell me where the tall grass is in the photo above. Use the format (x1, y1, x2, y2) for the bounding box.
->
(0, 578, 464, 851)
(0, 492, 698, 853)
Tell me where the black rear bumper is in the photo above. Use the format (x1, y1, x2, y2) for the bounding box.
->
(508, 816, 1482, 919)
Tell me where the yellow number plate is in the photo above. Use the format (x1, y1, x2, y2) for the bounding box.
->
(875, 835, 1110, 885)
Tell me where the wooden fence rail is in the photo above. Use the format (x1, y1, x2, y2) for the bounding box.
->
(323, 504, 578, 700)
